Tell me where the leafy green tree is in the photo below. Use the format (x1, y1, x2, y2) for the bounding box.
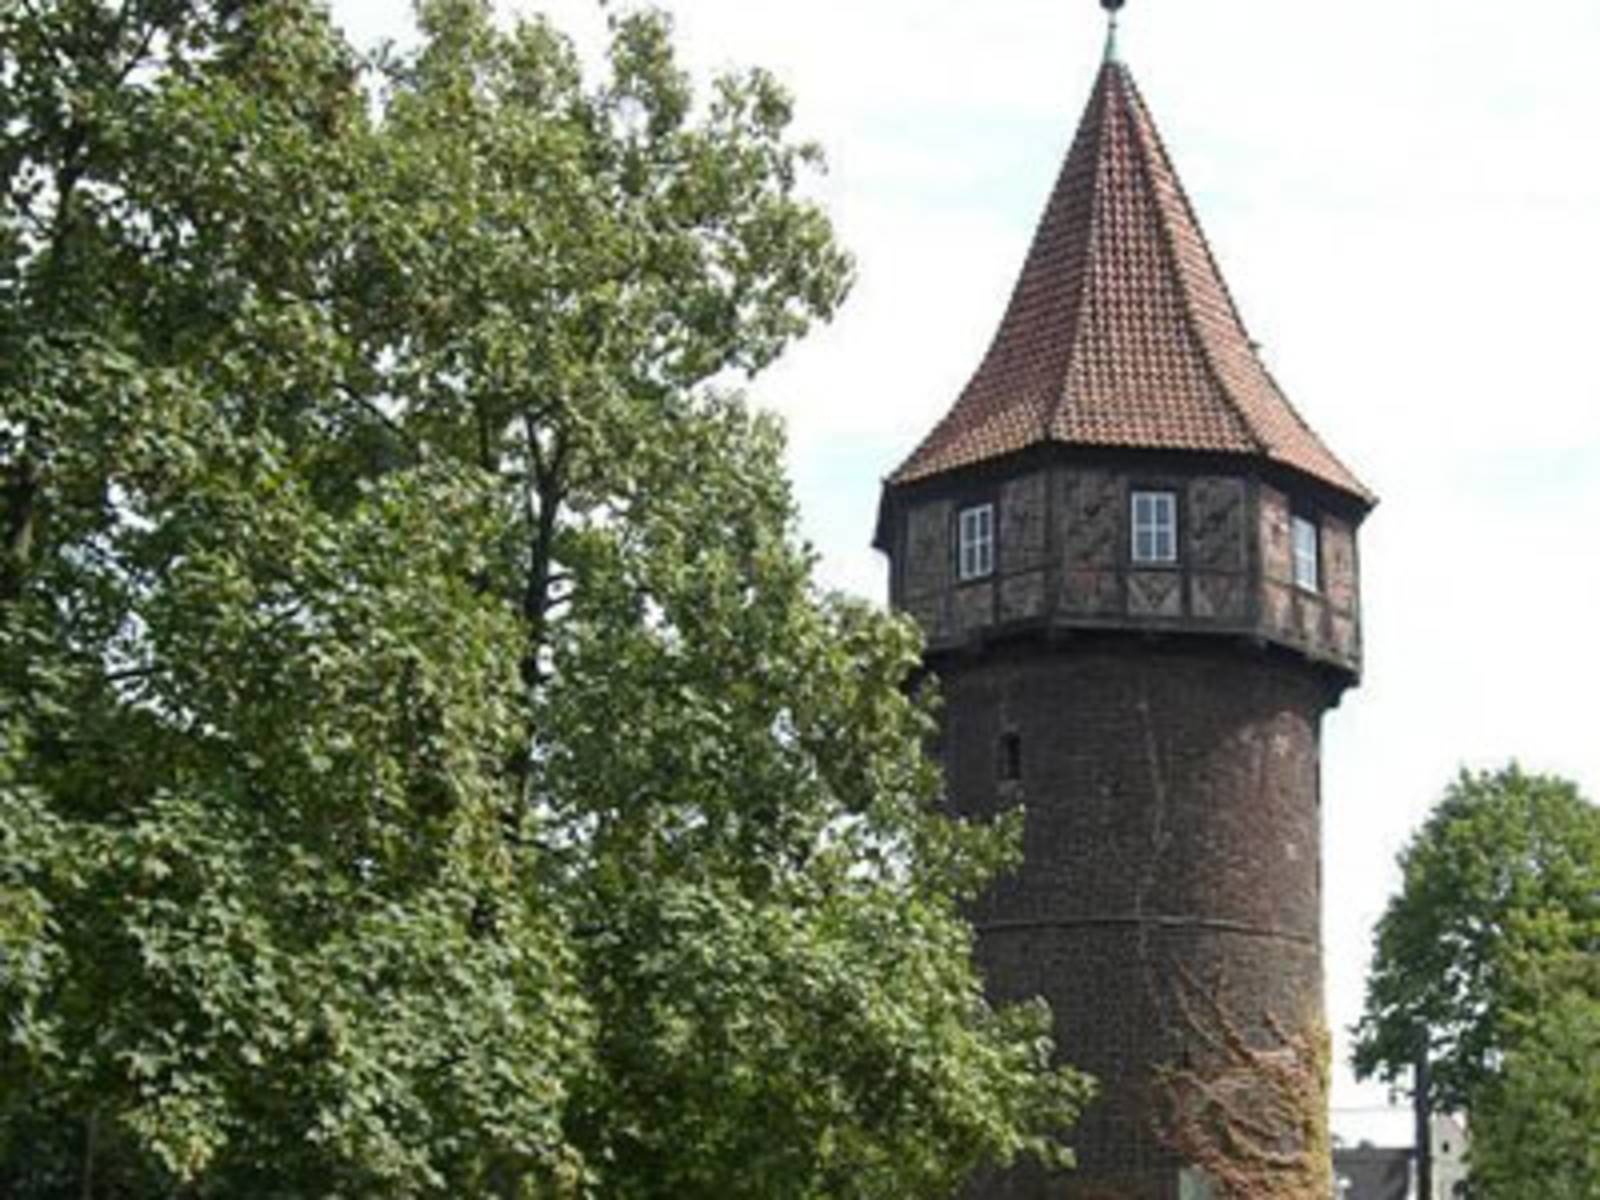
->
(1468, 953, 1600, 1200)
(1352, 765, 1600, 1114)
(2, 1, 1090, 1196)
(4, 5, 586, 1191)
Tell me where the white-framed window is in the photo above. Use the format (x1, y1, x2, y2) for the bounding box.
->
(958, 503, 995, 581)
(1292, 514, 1320, 592)
(1131, 490, 1178, 564)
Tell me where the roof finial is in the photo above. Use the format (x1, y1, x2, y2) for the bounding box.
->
(1101, 0, 1125, 62)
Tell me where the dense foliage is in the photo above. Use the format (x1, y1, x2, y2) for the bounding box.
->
(1353, 765, 1600, 1110)
(1468, 952, 1600, 1200)
(1353, 765, 1600, 1193)
(0, 1, 1090, 1195)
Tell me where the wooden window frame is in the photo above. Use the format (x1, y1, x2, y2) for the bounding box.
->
(1291, 513, 1320, 593)
(1131, 489, 1179, 565)
(958, 502, 996, 581)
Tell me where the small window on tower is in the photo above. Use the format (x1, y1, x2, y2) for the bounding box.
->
(1292, 515, 1320, 592)
(998, 733, 1022, 782)
(1131, 490, 1178, 564)
(958, 503, 995, 581)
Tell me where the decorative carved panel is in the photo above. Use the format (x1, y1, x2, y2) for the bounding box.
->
(1294, 593, 1324, 650)
(1001, 570, 1048, 624)
(1062, 569, 1121, 616)
(1263, 581, 1295, 641)
(1190, 572, 1246, 621)
(1187, 477, 1247, 571)
(954, 582, 995, 633)
(1330, 613, 1359, 662)
(1323, 519, 1357, 615)
(1001, 473, 1049, 573)
(1061, 470, 1121, 568)
(906, 592, 951, 644)
(1259, 486, 1292, 585)
(1128, 571, 1184, 618)
(905, 500, 953, 598)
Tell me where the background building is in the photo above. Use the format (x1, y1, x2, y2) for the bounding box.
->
(1332, 1116, 1470, 1200)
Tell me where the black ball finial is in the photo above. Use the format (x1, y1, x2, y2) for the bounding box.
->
(1101, 0, 1126, 11)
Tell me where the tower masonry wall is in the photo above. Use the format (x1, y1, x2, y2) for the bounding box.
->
(936, 639, 1334, 1200)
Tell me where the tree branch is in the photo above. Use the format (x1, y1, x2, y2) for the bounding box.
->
(339, 384, 421, 464)
(1, 454, 39, 606)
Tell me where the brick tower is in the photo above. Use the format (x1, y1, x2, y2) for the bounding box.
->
(873, 11, 1373, 1199)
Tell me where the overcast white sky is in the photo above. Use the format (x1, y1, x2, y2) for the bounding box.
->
(332, 0, 1600, 1148)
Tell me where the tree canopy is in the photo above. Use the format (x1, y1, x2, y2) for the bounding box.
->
(0, 1, 1090, 1196)
(1352, 764, 1600, 1123)
(1467, 951, 1600, 1200)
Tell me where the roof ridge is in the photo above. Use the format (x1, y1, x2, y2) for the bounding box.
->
(1118, 66, 1265, 457)
(887, 69, 1109, 484)
(1120, 70, 1373, 496)
(1041, 62, 1116, 446)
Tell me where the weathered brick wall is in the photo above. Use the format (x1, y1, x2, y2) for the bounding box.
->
(937, 639, 1332, 1200)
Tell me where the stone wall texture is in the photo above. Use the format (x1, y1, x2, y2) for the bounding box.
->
(937, 639, 1332, 1200)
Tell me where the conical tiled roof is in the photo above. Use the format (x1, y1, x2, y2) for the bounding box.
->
(889, 58, 1372, 504)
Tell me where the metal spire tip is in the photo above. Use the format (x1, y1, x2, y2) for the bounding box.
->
(1101, 0, 1126, 63)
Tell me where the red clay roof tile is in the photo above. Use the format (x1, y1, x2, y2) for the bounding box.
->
(889, 59, 1373, 504)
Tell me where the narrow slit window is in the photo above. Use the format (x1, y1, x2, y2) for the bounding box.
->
(958, 503, 995, 581)
(1131, 490, 1178, 564)
(999, 733, 1022, 782)
(1292, 515, 1320, 592)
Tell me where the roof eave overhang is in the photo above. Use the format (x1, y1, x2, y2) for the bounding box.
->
(871, 439, 1376, 556)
